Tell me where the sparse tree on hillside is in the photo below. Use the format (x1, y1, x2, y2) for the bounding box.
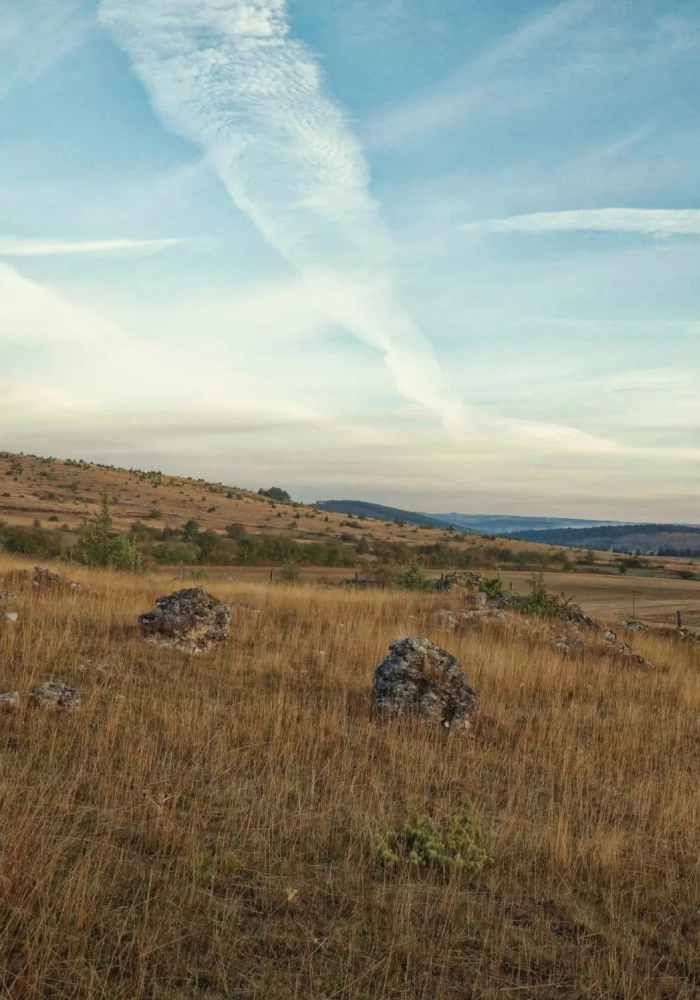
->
(258, 487, 291, 502)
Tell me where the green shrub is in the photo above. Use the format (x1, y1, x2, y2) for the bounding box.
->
(394, 562, 435, 592)
(478, 574, 505, 599)
(278, 562, 300, 584)
(377, 807, 489, 875)
(510, 572, 573, 618)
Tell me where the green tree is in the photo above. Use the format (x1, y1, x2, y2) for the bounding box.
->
(74, 490, 113, 567)
(73, 490, 142, 571)
(258, 487, 291, 502)
(183, 519, 201, 542)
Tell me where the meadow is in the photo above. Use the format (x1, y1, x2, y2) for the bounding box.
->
(1, 557, 699, 999)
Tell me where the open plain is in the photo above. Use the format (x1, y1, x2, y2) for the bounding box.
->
(1, 557, 699, 998)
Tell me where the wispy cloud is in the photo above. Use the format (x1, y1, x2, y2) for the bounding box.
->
(364, 0, 601, 148)
(463, 209, 700, 239)
(0, 0, 89, 102)
(98, 0, 465, 430)
(0, 261, 131, 347)
(0, 236, 187, 257)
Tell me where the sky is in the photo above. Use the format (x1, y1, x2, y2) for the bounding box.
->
(1, 0, 699, 520)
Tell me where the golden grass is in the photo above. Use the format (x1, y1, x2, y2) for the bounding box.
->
(1, 557, 699, 998)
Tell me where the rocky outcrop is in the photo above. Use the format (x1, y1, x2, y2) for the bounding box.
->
(562, 608, 617, 642)
(1, 566, 92, 593)
(435, 572, 481, 594)
(138, 587, 231, 654)
(615, 643, 652, 668)
(373, 636, 479, 731)
(29, 679, 80, 710)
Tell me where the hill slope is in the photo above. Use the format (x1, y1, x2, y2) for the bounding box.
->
(314, 499, 448, 528)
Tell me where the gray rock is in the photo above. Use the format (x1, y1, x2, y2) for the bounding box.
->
(552, 635, 585, 653)
(2, 612, 18, 623)
(433, 609, 458, 629)
(373, 636, 479, 731)
(563, 609, 616, 642)
(620, 620, 648, 633)
(29, 679, 80, 710)
(138, 586, 231, 654)
(615, 643, 652, 668)
(435, 572, 481, 594)
(0, 692, 19, 709)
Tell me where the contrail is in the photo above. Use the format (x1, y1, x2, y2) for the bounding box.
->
(0, 237, 185, 256)
(99, 0, 465, 428)
(464, 208, 700, 238)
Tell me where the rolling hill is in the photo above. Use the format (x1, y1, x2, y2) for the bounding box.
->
(509, 523, 700, 555)
(314, 499, 626, 535)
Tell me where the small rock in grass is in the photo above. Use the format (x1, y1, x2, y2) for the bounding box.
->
(615, 643, 652, 668)
(29, 679, 81, 711)
(552, 635, 585, 653)
(2, 612, 18, 623)
(0, 692, 19, 709)
(620, 620, 648, 633)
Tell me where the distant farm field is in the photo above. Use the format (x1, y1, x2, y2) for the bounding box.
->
(155, 564, 700, 625)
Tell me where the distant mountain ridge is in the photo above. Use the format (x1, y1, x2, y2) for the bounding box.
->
(425, 512, 627, 534)
(509, 523, 700, 554)
(314, 500, 447, 528)
(313, 500, 626, 535)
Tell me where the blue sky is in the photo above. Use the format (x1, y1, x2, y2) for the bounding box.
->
(1, 0, 699, 518)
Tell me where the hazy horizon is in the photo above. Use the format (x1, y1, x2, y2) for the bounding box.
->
(2, 0, 699, 521)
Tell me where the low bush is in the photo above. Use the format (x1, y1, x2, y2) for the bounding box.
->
(377, 807, 490, 876)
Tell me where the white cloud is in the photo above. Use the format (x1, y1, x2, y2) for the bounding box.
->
(0, 236, 187, 257)
(98, 0, 466, 430)
(463, 209, 700, 239)
(0, 261, 131, 347)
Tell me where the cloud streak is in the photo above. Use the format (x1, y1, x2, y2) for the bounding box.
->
(463, 209, 700, 239)
(0, 0, 89, 102)
(0, 236, 187, 257)
(364, 0, 601, 148)
(0, 261, 131, 347)
(98, 0, 465, 429)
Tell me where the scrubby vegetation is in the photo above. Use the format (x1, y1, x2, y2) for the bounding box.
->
(0, 509, 574, 574)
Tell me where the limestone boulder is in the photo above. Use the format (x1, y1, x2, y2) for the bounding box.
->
(29, 679, 80, 711)
(138, 587, 231, 654)
(373, 636, 479, 731)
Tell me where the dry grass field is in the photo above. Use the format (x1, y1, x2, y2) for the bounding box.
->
(1, 556, 699, 999)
